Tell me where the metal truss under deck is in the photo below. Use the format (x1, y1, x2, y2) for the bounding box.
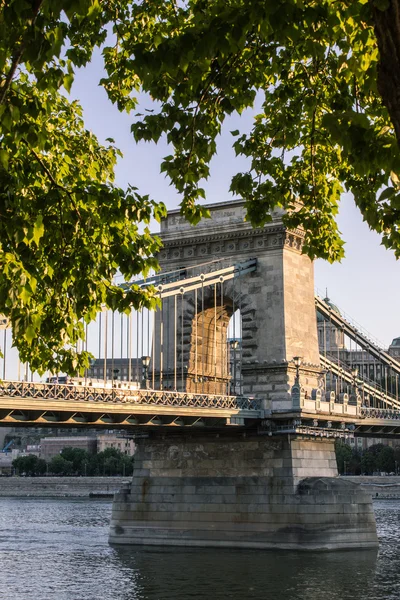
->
(0, 380, 261, 428)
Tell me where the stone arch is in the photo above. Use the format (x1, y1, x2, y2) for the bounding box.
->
(186, 301, 233, 394)
(184, 278, 256, 395)
(151, 277, 256, 395)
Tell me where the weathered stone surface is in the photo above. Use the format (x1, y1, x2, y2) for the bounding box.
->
(152, 200, 322, 407)
(109, 434, 378, 550)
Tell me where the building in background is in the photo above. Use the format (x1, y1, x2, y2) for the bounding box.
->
(40, 436, 97, 462)
(0, 455, 12, 475)
(96, 433, 135, 456)
(87, 358, 142, 383)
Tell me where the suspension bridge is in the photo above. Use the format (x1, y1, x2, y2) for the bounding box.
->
(0, 201, 398, 439)
(1, 199, 386, 550)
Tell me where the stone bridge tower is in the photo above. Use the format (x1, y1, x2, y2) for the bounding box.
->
(153, 199, 321, 411)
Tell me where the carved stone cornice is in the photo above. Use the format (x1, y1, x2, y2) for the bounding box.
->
(156, 200, 307, 264)
(241, 361, 322, 375)
(157, 226, 305, 263)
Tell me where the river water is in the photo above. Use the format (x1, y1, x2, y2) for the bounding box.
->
(0, 498, 398, 600)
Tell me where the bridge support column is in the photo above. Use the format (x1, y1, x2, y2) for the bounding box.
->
(109, 433, 378, 550)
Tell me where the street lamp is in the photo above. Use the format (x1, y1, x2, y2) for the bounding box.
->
(293, 356, 302, 384)
(351, 367, 359, 403)
(141, 356, 151, 390)
(229, 339, 239, 394)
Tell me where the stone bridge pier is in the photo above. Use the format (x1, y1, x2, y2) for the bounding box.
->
(109, 431, 378, 550)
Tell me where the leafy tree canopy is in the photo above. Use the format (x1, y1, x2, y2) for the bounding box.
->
(103, 0, 400, 264)
(2, 0, 400, 371)
(334, 440, 353, 473)
(48, 453, 74, 475)
(0, 0, 166, 374)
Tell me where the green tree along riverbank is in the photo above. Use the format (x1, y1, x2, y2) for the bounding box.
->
(335, 440, 400, 476)
(10, 440, 400, 478)
(12, 447, 134, 478)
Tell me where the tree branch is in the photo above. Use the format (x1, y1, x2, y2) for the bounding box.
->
(371, 0, 400, 147)
(0, 0, 44, 105)
(21, 138, 82, 220)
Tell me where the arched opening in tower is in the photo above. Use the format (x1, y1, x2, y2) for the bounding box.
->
(186, 300, 242, 395)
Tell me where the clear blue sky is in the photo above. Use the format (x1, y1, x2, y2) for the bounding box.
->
(71, 49, 400, 349)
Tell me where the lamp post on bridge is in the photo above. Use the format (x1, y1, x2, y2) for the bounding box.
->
(351, 367, 360, 406)
(141, 356, 151, 390)
(113, 369, 120, 385)
(293, 356, 302, 385)
(291, 356, 303, 409)
(229, 339, 239, 395)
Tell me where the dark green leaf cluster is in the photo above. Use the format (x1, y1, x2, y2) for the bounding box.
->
(360, 443, 399, 475)
(335, 440, 400, 475)
(51, 445, 134, 476)
(12, 454, 47, 476)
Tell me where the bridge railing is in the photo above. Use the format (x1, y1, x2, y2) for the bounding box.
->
(0, 380, 261, 412)
(360, 407, 400, 420)
(321, 353, 399, 408)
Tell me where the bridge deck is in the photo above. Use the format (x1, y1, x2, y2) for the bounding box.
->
(1, 381, 400, 433)
(0, 381, 261, 428)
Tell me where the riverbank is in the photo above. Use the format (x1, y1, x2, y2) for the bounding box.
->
(345, 476, 400, 499)
(1, 475, 400, 499)
(0, 476, 127, 498)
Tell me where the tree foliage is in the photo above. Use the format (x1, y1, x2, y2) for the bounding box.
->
(12, 454, 47, 476)
(3, 0, 400, 370)
(49, 453, 74, 475)
(55, 446, 134, 476)
(0, 1, 166, 373)
(92, 447, 134, 476)
(335, 440, 399, 475)
(335, 441, 355, 474)
(101, 0, 400, 264)
(360, 443, 396, 474)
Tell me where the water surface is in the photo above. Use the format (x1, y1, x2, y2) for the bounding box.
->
(0, 498, 398, 600)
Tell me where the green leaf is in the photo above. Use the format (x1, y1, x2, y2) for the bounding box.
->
(33, 216, 44, 246)
(379, 187, 395, 201)
(63, 73, 74, 93)
(25, 326, 36, 344)
(0, 149, 8, 170)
